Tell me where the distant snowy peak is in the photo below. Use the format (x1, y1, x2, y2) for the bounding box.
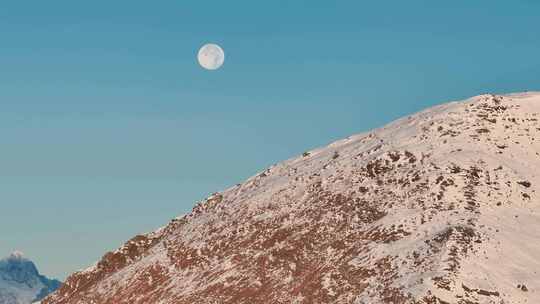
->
(0, 253, 61, 304)
(45, 93, 540, 304)
(6, 253, 25, 262)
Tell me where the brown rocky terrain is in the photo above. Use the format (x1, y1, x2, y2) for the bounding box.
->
(43, 93, 540, 304)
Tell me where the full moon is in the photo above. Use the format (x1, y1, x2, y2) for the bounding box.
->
(198, 44, 225, 70)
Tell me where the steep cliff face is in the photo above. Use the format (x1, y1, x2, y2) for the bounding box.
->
(0, 252, 61, 304)
(45, 93, 540, 304)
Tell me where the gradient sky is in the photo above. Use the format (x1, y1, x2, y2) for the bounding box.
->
(1, 1, 539, 280)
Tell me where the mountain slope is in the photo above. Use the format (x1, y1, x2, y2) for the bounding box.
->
(44, 93, 540, 304)
(0, 252, 61, 304)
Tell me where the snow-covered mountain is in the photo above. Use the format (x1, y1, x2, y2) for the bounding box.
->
(0, 252, 61, 304)
(44, 93, 539, 303)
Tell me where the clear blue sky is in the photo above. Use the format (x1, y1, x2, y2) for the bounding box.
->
(1, 1, 539, 280)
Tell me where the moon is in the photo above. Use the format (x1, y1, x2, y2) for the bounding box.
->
(198, 44, 225, 70)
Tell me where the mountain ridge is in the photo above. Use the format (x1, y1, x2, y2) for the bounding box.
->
(45, 92, 540, 304)
(0, 252, 61, 304)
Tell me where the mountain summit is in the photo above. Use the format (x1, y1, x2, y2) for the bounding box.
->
(45, 93, 539, 303)
(0, 252, 61, 304)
